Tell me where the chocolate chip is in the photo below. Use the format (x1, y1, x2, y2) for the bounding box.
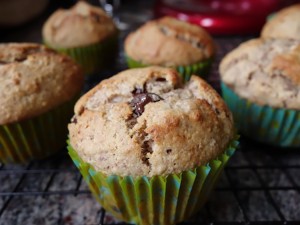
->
(71, 116, 77, 124)
(131, 93, 163, 116)
(196, 42, 205, 50)
(132, 82, 148, 94)
(156, 78, 166, 82)
(247, 72, 254, 82)
(166, 149, 172, 154)
(15, 56, 27, 62)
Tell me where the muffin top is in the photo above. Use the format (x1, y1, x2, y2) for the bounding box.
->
(0, 43, 84, 125)
(261, 4, 300, 40)
(220, 38, 300, 109)
(124, 17, 215, 67)
(43, 1, 117, 48)
(68, 67, 234, 177)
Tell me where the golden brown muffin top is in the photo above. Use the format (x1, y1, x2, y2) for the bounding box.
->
(125, 17, 215, 67)
(43, 1, 117, 48)
(68, 67, 234, 177)
(261, 4, 300, 40)
(220, 38, 300, 109)
(0, 43, 84, 125)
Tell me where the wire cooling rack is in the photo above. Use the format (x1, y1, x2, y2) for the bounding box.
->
(0, 36, 300, 225)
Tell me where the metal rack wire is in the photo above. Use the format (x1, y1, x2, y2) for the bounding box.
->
(0, 3, 300, 223)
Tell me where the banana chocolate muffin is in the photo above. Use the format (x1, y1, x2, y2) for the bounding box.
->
(67, 67, 238, 225)
(0, 43, 83, 163)
(69, 67, 234, 176)
(220, 38, 300, 147)
(261, 4, 300, 40)
(124, 17, 215, 81)
(43, 1, 118, 74)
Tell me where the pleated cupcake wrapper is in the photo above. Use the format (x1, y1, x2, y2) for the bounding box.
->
(221, 82, 300, 147)
(45, 33, 118, 75)
(68, 138, 238, 225)
(0, 99, 76, 164)
(267, 12, 276, 21)
(125, 56, 213, 82)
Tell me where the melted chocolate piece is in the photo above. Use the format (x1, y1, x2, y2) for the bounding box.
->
(15, 57, 27, 62)
(155, 77, 166, 82)
(132, 82, 148, 95)
(131, 93, 163, 116)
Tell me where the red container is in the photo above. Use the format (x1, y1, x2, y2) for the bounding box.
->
(154, 0, 300, 35)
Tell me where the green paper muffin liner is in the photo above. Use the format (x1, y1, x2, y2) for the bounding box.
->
(267, 12, 276, 21)
(68, 138, 238, 225)
(45, 33, 118, 75)
(221, 82, 300, 147)
(0, 99, 77, 164)
(125, 55, 213, 82)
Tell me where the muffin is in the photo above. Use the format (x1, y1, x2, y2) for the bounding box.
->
(43, 1, 118, 75)
(261, 4, 300, 40)
(220, 38, 300, 147)
(124, 17, 215, 81)
(0, 43, 83, 164)
(68, 67, 237, 225)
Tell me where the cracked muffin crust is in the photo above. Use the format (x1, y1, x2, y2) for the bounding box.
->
(68, 67, 234, 177)
(43, 1, 117, 48)
(261, 4, 300, 40)
(220, 38, 300, 109)
(0, 43, 84, 125)
(124, 17, 215, 67)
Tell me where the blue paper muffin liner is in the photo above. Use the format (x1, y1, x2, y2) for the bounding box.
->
(67, 138, 238, 225)
(221, 82, 300, 147)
